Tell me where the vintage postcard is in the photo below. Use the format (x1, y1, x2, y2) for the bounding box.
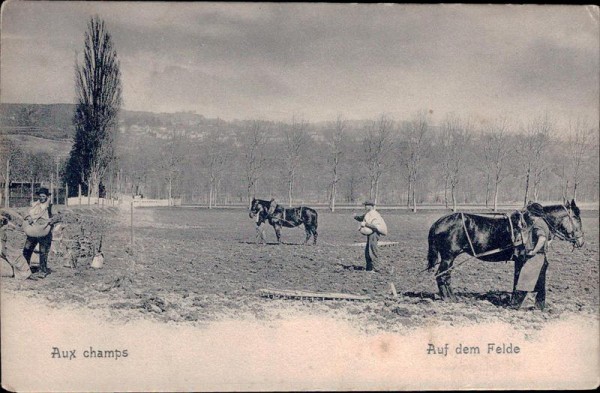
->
(1, 2, 598, 391)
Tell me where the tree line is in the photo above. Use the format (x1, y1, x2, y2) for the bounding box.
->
(3, 110, 597, 209)
(114, 112, 598, 210)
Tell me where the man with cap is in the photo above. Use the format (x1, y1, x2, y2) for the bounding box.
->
(22, 187, 57, 278)
(511, 202, 551, 310)
(354, 200, 388, 272)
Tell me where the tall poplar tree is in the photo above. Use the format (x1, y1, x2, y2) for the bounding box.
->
(65, 16, 122, 197)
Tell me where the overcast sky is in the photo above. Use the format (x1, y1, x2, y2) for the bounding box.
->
(1, 2, 598, 127)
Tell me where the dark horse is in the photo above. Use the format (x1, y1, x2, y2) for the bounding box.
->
(249, 198, 318, 245)
(427, 200, 584, 301)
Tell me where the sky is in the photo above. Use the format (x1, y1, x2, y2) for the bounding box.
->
(1, 2, 598, 127)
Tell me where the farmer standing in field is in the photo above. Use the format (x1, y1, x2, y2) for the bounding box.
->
(511, 202, 551, 311)
(354, 201, 387, 272)
(22, 187, 58, 278)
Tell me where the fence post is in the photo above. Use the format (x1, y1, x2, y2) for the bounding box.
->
(65, 183, 69, 206)
(55, 160, 59, 205)
(4, 158, 9, 208)
(130, 200, 134, 245)
(78, 184, 82, 206)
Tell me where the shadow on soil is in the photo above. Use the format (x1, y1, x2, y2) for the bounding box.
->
(403, 290, 513, 307)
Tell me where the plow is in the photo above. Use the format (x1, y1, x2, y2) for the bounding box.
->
(258, 288, 369, 301)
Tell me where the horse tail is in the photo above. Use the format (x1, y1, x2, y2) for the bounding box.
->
(427, 224, 440, 271)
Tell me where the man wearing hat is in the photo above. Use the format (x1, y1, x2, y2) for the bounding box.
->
(354, 200, 388, 272)
(22, 187, 56, 277)
(511, 202, 551, 310)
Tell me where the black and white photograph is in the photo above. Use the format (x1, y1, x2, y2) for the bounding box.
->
(1, 2, 598, 391)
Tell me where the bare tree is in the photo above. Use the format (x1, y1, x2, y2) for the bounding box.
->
(0, 137, 29, 207)
(401, 111, 429, 212)
(343, 171, 361, 203)
(479, 117, 512, 211)
(283, 118, 310, 206)
(201, 128, 230, 208)
(325, 115, 347, 211)
(363, 114, 395, 204)
(440, 114, 473, 212)
(237, 121, 270, 202)
(160, 130, 189, 205)
(518, 114, 553, 205)
(120, 136, 158, 197)
(66, 16, 122, 198)
(566, 118, 595, 201)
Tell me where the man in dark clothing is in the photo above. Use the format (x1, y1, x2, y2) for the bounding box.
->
(511, 202, 551, 310)
(22, 187, 55, 278)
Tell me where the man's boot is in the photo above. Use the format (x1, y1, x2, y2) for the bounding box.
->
(534, 299, 545, 311)
(534, 291, 546, 311)
(510, 291, 527, 310)
(38, 254, 49, 277)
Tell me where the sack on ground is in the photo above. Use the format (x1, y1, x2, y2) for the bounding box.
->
(12, 255, 32, 280)
(1, 255, 14, 277)
(91, 253, 104, 269)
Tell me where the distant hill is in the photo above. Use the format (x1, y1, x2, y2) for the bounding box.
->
(0, 103, 76, 140)
(0, 103, 268, 143)
(0, 102, 416, 147)
(0, 103, 225, 140)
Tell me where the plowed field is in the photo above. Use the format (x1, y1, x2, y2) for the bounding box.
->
(2, 206, 598, 333)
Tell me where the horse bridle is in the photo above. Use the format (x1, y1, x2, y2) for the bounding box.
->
(248, 202, 262, 219)
(543, 205, 584, 247)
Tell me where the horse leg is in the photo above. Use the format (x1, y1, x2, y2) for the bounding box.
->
(255, 224, 266, 244)
(436, 258, 457, 302)
(445, 268, 458, 302)
(510, 257, 531, 309)
(512, 258, 524, 298)
(312, 227, 318, 245)
(436, 260, 450, 300)
(273, 225, 282, 244)
(303, 225, 311, 245)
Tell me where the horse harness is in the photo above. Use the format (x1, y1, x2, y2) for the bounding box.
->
(460, 212, 525, 259)
(459, 205, 582, 259)
(434, 206, 582, 279)
(432, 212, 525, 278)
(266, 203, 297, 226)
